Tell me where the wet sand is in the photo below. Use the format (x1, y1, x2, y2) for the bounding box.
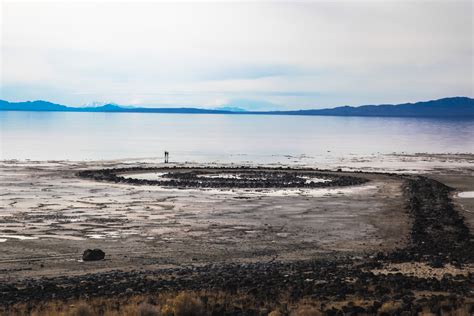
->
(0, 160, 409, 280)
(0, 154, 472, 282)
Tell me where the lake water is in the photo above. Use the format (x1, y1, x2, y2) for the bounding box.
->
(0, 111, 473, 162)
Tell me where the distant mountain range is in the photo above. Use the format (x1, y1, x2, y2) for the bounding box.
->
(1, 97, 473, 118)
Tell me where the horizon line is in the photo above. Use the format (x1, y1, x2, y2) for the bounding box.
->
(1, 95, 473, 112)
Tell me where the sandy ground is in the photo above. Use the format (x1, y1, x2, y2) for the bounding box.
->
(372, 262, 474, 280)
(0, 153, 472, 282)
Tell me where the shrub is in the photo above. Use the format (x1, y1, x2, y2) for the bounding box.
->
(69, 304, 95, 316)
(291, 305, 322, 316)
(137, 303, 160, 316)
(161, 292, 205, 316)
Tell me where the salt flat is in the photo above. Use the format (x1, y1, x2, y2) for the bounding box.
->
(0, 160, 409, 280)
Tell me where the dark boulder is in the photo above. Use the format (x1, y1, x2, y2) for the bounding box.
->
(82, 249, 105, 261)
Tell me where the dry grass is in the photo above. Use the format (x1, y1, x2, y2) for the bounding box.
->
(70, 304, 95, 316)
(1, 291, 473, 316)
(160, 292, 204, 316)
(378, 301, 403, 314)
(290, 305, 323, 316)
(136, 303, 159, 316)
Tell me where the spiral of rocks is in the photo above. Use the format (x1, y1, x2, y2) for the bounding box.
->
(76, 167, 369, 189)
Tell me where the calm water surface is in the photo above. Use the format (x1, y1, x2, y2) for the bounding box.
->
(0, 112, 472, 162)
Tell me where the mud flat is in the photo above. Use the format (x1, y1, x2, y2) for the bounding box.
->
(0, 162, 409, 279)
(0, 154, 473, 314)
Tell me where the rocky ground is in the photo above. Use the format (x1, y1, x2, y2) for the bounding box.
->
(0, 155, 473, 315)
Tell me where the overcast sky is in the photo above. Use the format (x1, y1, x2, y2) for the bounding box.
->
(1, 0, 473, 109)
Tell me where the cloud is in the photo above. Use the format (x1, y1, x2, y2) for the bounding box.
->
(1, 1, 472, 109)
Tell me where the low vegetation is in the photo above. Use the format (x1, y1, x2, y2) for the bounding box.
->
(2, 291, 473, 316)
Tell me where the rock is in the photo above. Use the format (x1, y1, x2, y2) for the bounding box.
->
(82, 249, 105, 261)
(429, 257, 444, 268)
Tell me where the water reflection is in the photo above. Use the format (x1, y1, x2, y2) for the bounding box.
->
(0, 111, 473, 161)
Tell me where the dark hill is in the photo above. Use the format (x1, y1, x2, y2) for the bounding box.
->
(1, 97, 473, 117)
(272, 97, 473, 117)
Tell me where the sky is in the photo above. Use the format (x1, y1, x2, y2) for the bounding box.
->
(1, 0, 473, 110)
